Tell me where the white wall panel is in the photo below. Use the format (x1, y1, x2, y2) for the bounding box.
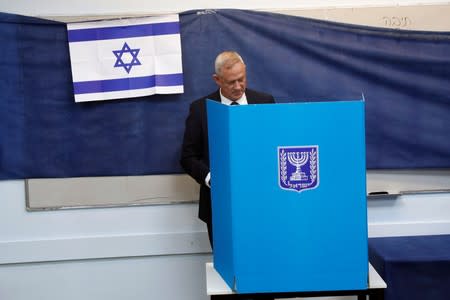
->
(1, 1, 448, 16)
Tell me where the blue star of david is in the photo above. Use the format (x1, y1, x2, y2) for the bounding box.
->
(112, 42, 141, 73)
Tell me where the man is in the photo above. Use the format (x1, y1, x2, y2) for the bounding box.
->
(180, 51, 275, 248)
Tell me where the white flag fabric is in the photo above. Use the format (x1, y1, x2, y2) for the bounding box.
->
(67, 15, 183, 102)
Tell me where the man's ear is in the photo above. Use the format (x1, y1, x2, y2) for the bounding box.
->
(212, 74, 221, 86)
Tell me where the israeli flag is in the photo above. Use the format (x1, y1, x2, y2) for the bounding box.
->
(67, 15, 183, 102)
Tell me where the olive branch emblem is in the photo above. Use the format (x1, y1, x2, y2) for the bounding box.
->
(280, 149, 288, 184)
(310, 148, 317, 182)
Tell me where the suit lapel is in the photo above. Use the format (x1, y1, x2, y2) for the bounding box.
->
(246, 89, 257, 104)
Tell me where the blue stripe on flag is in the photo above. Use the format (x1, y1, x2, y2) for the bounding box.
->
(73, 73, 183, 94)
(68, 22, 180, 42)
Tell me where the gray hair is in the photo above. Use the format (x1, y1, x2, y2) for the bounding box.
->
(214, 51, 245, 76)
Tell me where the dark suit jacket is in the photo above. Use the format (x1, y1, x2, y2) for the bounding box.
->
(180, 89, 275, 235)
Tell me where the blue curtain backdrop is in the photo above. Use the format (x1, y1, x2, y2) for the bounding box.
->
(0, 10, 449, 179)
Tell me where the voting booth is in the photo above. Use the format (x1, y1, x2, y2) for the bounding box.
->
(207, 100, 368, 294)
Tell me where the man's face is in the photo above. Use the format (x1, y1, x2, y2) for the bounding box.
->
(213, 62, 247, 101)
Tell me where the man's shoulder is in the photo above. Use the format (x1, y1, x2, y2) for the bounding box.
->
(246, 88, 275, 103)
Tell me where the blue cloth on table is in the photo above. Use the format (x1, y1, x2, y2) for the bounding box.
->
(369, 235, 450, 300)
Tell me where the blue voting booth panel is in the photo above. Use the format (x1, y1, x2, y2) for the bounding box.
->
(207, 100, 368, 294)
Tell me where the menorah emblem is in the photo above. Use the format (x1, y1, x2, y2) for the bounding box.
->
(287, 152, 309, 181)
(278, 145, 319, 193)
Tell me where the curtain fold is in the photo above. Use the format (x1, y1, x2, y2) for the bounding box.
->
(0, 10, 449, 179)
